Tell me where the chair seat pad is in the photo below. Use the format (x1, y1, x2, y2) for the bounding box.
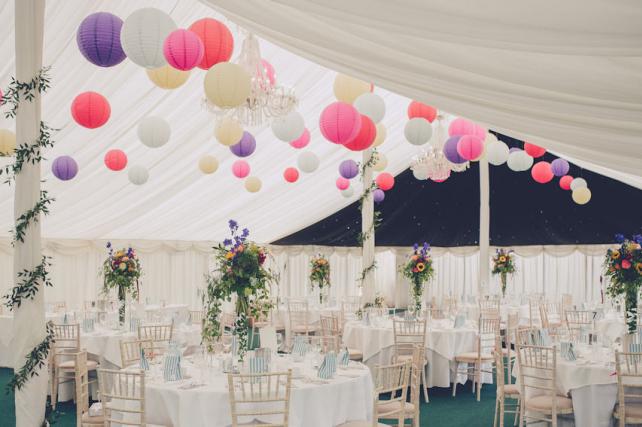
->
(81, 412, 104, 424)
(614, 403, 642, 419)
(454, 352, 493, 362)
(337, 422, 389, 427)
(291, 325, 317, 333)
(525, 395, 573, 413)
(58, 359, 98, 370)
(503, 384, 520, 396)
(348, 348, 363, 360)
(378, 400, 415, 416)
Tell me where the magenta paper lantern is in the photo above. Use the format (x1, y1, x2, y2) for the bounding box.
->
(71, 92, 111, 129)
(339, 159, 359, 179)
(52, 156, 79, 181)
(343, 114, 376, 151)
(232, 160, 250, 178)
(319, 102, 362, 144)
(163, 29, 204, 71)
(230, 131, 256, 157)
(531, 161, 554, 184)
(373, 188, 385, 203)
(77, 12, 126, 67)
(448, 118, 486, 140)
(456, 135, 484, 161)
(289, 128, 310, 149)
(559, 175, 573, 190)
(336, 177, 350, 190)
(104, 149, 127, 171)
(376, 172, 395, 191)
(443, 136, 467, 164)
(551, 158, 570, 177)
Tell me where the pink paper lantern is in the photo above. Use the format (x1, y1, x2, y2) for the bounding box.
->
(104, 149, 127, 171)
(531, 161, 554, 184)
(259, 59, 276, 87)
(188, 18, 234, 70)
(289, 128, 310, 149)
(559, 175, 573, 190)
(284, 167, 299, 183)
(524, 142, 546, 158)
(71, 91, 111, 129)
(319, 102, 362, 145)
(163, 29, 204, 71)
(336, 177, 350, 190)
(376, 172, 395, 191)
(407, 101, 437, 123)
(456, 135, 484, 161)
(448, 117, 486, 140)
(232, 160, 250, 178)
(343, 114, 376, 151)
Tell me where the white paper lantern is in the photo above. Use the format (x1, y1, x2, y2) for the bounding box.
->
(354, 92, 385, 124)
(372, 123, 387, 147)
(245, 176, 262, 193)
(341, 187, 354, 198)
(297, 151, 320, 173)
(404, 118, 433, 146)
(137, 116, 170, 148)
(485, 141, 510, 166)
(412, 169, 428, 180)
(484, 133, 499, 146)
(271, 111, 305, 142)
(128, 165, 149, 185)
(198, 155, 219, 174)
(507, 150, 533, 172)
(204, 62, 251, 108)
(373, 152, 387, 172)
(572, 187, 591, 205)
(121, 8, 176, 68)
(570, 177, 588, 191)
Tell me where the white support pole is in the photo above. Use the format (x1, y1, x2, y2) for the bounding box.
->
(479, 156, 490, 296)
(13, 1, 47, 426)
(361, 148, 376, 303)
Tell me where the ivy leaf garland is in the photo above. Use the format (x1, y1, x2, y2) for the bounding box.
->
(356, 149, 381, 286)
(4, 256, 53, 310)
(7, 321, 55, 392)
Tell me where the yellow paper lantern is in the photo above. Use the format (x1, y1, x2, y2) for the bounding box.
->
(204, 62, 251, 108)
(198, 155, 219, 174)
(373, 152, 388, 172)
(572, 187, 592, 205)
(372, 123, 386, 147)
(215, 117, 243, 146)
(333, 73, 371, 104)
(0, 129, 16, 156)
(146, 65, 190, 89)
(244, 176, 262, 193)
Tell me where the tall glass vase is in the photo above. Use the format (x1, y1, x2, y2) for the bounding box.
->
(625, 283, 638, 334)
(500, 272, 507, 298)
(411, 277, 423, 314)
(234, 294, 250, 360)
(118, 286, 126, 326)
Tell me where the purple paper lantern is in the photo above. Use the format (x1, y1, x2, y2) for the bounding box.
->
(52, 156, 78, 181)
(373, 188, 385, 203)
(509, 147, 521, 153)
(551, 158, 570, 177)
(339, 159, 359, 179)
(76, 12, 126, 67)
(229, 131, 256, 157)
(443, 136, 467, 164)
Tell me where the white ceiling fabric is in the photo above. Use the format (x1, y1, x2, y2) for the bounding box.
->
(0, 0, 639, 244)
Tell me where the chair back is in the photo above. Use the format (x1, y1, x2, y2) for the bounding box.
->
(340, 301, 361, 326)
(52, 301, 67, 313)
(227, 370, 292, 427)
(307, 335, 341, 353)
(615, 350, 642, 424)
(374, 361, 411, 425)
(189, 310, 205, 325)
(424, 307, 446, 320)
(477, 316, 500, 355)
(539, 302, 562, 329)
(393, 318, 426, 359)
(120, 339, 155, 367)
(479, 298, 500, 317)
(409, 345, 425, 412)
(515, 327, 538, 346)
(288, 301, 312, 335)
(138, 321, 174, 344)
(53, 323, 80, 352)
(565, 310, 593, 330)
(494, 335, 506, 393)
(320, 313, 340, 337)
(220, 311, 237, 334)
(98, 369, 146, 426)
(515, 345, 559, 417)
(74, 351, 90, 425)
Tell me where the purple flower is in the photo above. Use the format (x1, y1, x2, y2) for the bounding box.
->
(228, 219, 238, 231)
(242, 228, 250, 238)
(106, 242, 111, 248)
(223, 239, 232, 247)
(633, 234, 642, 245)
(615, 233, 625, 243)
(413, 243, 419, 251)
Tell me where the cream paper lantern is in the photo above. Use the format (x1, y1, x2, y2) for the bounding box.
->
(333, 73, 371, 104)
(572, 187, 591, 205)
(128, 165, 149, 185)
(570, 177, 588, 191)
(137, 116, 170, 148)
(404, 118, 433, 146)
(121, 8, 176, 68)
(373, 152, 388, 172)
(507, 150, 533, 172)
(0, 129, 16, 156)
(372, 123, 387, 147)
(204, 62, 251, 108)
(484, 133, 499, 146)
(297, 151, 320, 173)
(245, 176, 262, 193)
(412, 169, 428, 180)
(354, 92, 385, 123)
(271, 111, 305, 142)
(341, 187, 354, 198)
(215, 117, 243, 146)
(198, 155, 219, 174)
(146, 65, 190, 89)
(485, 141, 510, 166)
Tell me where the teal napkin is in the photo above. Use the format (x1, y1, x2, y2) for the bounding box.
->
(82, 318, 95, 333)
(292, 336, 308, 357)
(163, 342, 182, 382)
(338, 348, 350, 366)
(140, 347, 149, 370)
(454, 314, 466, 329)
(129, 317, 140, 333)
(318, 351, 337, 379)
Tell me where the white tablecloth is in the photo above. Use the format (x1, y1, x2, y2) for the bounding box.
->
(144, 304, 190, 324)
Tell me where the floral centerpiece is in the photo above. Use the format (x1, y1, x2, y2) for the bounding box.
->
(102, 242, 142, 325)
(400, 242, 434, 313)
(202, 220, 275, 359)
(604, 233, 642, 333)
(309, 255, 330, 304)
(492, 248, 516, 298)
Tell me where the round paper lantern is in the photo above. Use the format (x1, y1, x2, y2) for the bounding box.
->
(259, 59, 276, 87)
(229, 131, 256, 157)
(373, 188, 385, 203)
(484, 133, 499, 146)
(448, 118, 486, 139)
(570, 177, 588, 191)
(188, 18, 233, 70)
(572, 187, 591, 205)
(0, 129, 16, 156)
(404, 118, 433, 146)
(339, 159, 359, 179)
(336, 177, 350, 190)
(407, 101, 437, 123)
(354, 92, 385, 124)
(245, 176, 262, 193)
(341, 187, 354, 198)
(198, 155, 219, 174)
(551, 158, 570, 177)
(146, 65, 190, 89)
(71, 92, 111, 129)
(215, 117, 243, 146)
(531, 161, 554, 184)
(457, 135, 484, 161)
(485, 141, 510, 166)
(524, 142, 546, 158)
(373, 152, 387, 172)
(344, 115, 376, 151)
(51, 156, 78, 181)
(128, 165, 149, 185)
(509, 147, 521, 153)
(232, 160, 250, 178)
(319, 102, 362, 145)
(289, 128, 310, 149)
(121, 8, 176, 68)
(443, 136, 467, 164)
(104, 149, 127, 171)
(76, 12, 126, 67)
(376, 172, 394, 191)
(372, 123, 386, 147)
(283, 167, 299, 183)
(507, 150, 534, 172)
(204, 62, 251, 108)
(559, 175, 573, 190)
(163, 29, 204, 71)
(333, 74, 371, 104)
(137, 116, 170, 148)
(412, 169, 428, 180)
(271, 111, 305, 142)
(297, 151, 320, 173)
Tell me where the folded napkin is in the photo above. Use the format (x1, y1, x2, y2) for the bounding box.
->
(338, 348, 350, 366)
(129, 317, 140, 333)
(231, 335, 238, 358)
(140, 347, 150, 370)
(249, 356, 268, 383)
(63, 313, 68, 324)
(163, 342, 182, 382)
(629, 343, 642, 353)
(292, 336, 309, 357)
(88, 402, 102, 417)
(82, 318, 95, 333)
(561, 341, 576, 361)
(530, 329, 551, 346)
(318, 351, 337, 379)
(453, 314, 466, 329)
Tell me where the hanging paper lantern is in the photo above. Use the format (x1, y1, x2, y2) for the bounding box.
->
(76, 12, 126, 67)
(336, 177, 350, 190)
(121, 8, 176, 68)
(404, 118, 433, 146)
(485, 141, 510, 166)
(531, 161, 554, 184)
(137, 116, 170, 148)
(163, 29, 204, 71)
(51, 156, 78, 181)
(283, 167, 299, 183)
(412, 169, 428, 180)
(245, 176, 262, 193)
(344, 115, 376, 151)
(373, 188, 385, 203)
(204, 62, 251, 108)
(432, 176, 449, 183)
(448, 118, 486, 140)
(128, 165, 149, 185)
(354, 92, 385, 124)
(0, 129, 16, 156)
(215, 117, 243, 147)
(339, 159, 359, 179)
(551, 158, 570, 177)
(570, 177, 587, 191)
(507, 150, 534, 172)
(509, 147, 521, 153)
(373, 152, 387, 172)
(376, 172, 395, 191)
(319, 102, 362, 145)
(443, 136, 467, 164)
(146, 65, 190, 89)
(407, 101, 437, 123)
(572, 187, 591, 205)
(188, 18, 233, 70)
(484, 133, 499, 146)
(71, 92, 111, 129)
(559, 175, 573, 190)
(198, 155, 219, 174)
(229, 131, 256, 157)
(341, 187, 354, 198)
(104, 149, 127, 171)
(372, 123, 386, 147)
(232, 160, 250, 178)
(259, 59, 276, 87)
(297, 151, 320, 173)
(271, 111, 305, 142)
(457, 135, 484, 161)
(289, 128, 310, 149)
(524, 142, 546, 158)
(333, 74, 371, 104)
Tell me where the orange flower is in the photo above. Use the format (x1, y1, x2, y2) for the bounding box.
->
(225, 252, 234, 260)
(411, 255, 418, 261)
(636, 263, 642, 275)
(499, 256, 506, 263)
(416, 262, 425, 272)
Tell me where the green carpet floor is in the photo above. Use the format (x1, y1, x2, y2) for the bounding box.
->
(0, 367, 515, 426)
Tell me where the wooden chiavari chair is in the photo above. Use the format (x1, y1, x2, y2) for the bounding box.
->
(539, 302, 563, 331)
(227, 370, 293, 427)
(189, 310, 205, 326)
(479, 297, 501, 317)
(502, 313, 519, 382)
(320, 313, 363, 361)
(340, 300, 361, 329)
(75, 350, 103, 426)
(493, 336, 520, 427)
(565, 309, 593, 332)
(98, 369, 146, 426)
(137, 321, 174, 356)
(120, 339, 156, 367)
(307, 335, 341, 353)
(392, 318, 429, 402)
(424, 307, 446, 320)
(379, 346, 423, 427)
(614, 350, 642, 426)
(528, 295, 544, 328)
(561, 294, 573, 310)
(287, 301, 317, 348)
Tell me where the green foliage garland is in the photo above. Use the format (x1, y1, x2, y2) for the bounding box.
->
(4, 256, 53, 310)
